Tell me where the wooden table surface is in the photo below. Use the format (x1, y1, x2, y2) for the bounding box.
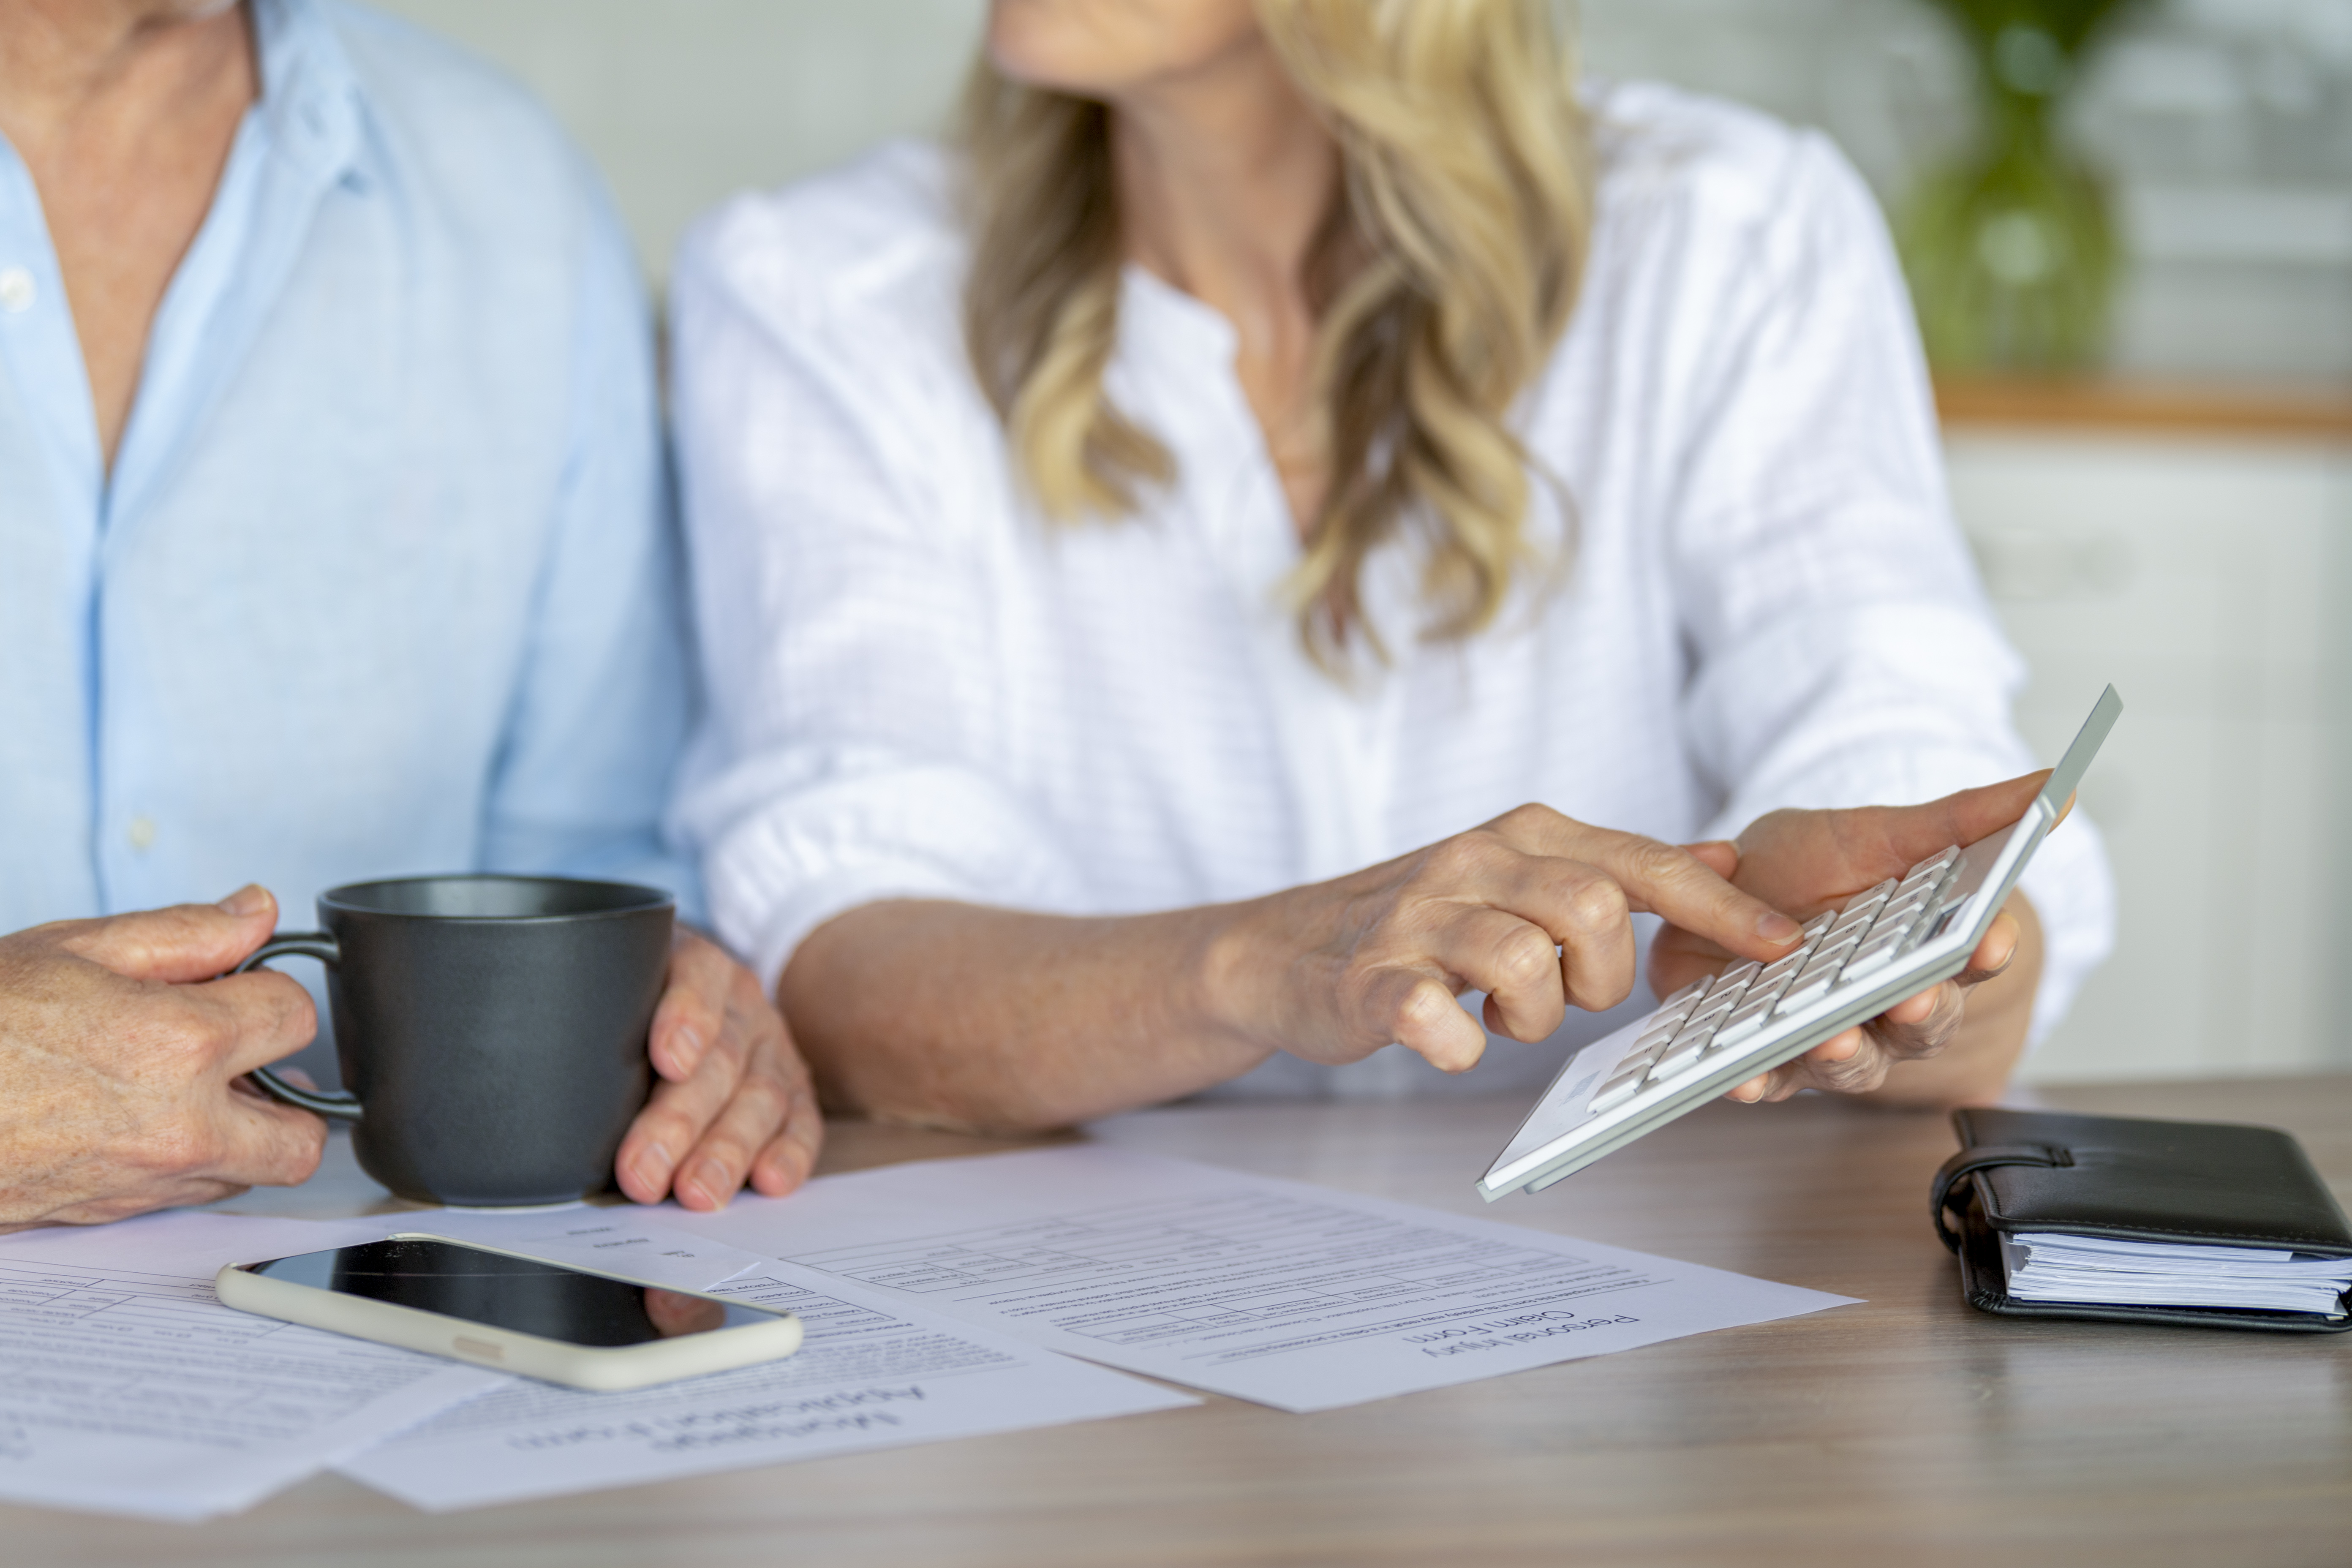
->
(12, 1077, 2352, 1568)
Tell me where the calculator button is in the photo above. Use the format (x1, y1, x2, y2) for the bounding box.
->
(1657, 977, 1711, 1011)
(1614, 1055, 1665, 1090)
(1658, 1001, 1730, 1062)
(1874, 887, 1931, 928)
(1861, 900, 1927, 945)
(1751, 964, 1799, 1007)
(1634, 985, 1706, 1035)
(1634, 998, 1699, 1037)
(1805, 929, 1863, 972)
(1776, 939, 1859, 1013)
(1630, 1022, 1682, 1056)
(1736, 968, 1796, 1015)
(1709, 961, 1761, 1009)
(1775, 974, 1836, 1013)
(1873, 898, 1932, 939)
(1835, 889, 1885, 925)
(1603, 1039, 1663, 1080)
(1841, 877, 1897, 912)
(1827, 903, 1880, 942)
(1903, 845, 1960, 881)
(1649, 994, 1701, 1026)
(1707, 1014, 1762, 1050)
(1865, 902, 1921, 939)
(1894, 866, 1952, 903)
(1837, 942, 1899, 981)
(1893, 867, 1941, 898)
(1678, 999, 1737, 1041)
(1649, 1030, 1712, 1080)
(1589, 1068, 1648, 1113)
(1848, 930, 1915, 972)
(1868, 903, 1921, 936)
(1710, 994, 1780, 1049)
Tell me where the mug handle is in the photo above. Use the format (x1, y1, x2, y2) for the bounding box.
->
(235, 934, 365, 1123)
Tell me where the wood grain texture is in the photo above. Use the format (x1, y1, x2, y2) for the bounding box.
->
(1935, 378, 2352, 441)
(10, 1078, 2349, 1568)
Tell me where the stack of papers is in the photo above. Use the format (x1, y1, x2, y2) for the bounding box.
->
(0, 1147, 1860, 1520)
(0, 1208, 1186, 1520)
(2000, 1231, 2352, 1315)
(667, 1146, 1859, 1413)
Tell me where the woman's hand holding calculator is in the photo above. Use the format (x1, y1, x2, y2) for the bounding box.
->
(1651, 773, 2063, 1108)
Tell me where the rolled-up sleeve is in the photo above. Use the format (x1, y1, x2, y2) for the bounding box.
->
(1660, 133, 2114, 1042)
(666, 205, 1086, 988)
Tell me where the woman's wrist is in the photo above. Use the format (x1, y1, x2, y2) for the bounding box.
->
(1185, 887, 1315, 1064)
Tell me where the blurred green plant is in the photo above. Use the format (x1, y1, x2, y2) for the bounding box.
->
(1897, 0, 2148, 372)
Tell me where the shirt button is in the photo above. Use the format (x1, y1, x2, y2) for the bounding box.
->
(0, 267, 33, 314)
(127, 815, 157, 852)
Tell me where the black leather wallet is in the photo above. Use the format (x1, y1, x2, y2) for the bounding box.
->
(1932, 1107, 2352, 1332)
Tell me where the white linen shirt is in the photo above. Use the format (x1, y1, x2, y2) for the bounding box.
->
(669, 83, 2114, 1101)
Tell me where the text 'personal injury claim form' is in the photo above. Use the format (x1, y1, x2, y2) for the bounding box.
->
(673, 1147, 1857, 1412)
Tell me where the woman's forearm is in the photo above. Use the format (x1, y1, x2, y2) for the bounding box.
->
(779, 898, 1274, 1134)
(777, 808, 1812, 1134)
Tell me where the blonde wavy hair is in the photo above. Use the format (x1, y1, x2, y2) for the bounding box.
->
(960, 0, 1592, 665)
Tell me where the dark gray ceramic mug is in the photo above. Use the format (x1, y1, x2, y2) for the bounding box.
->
(239, 874, 672, 1206)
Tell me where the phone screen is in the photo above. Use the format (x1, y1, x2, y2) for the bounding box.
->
(242, 1237, 778, 1347)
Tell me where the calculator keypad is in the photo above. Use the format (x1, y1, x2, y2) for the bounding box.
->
(1592, 847, 1965, 1111)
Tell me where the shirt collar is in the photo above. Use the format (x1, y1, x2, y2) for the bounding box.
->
(248, 0, 365, 191)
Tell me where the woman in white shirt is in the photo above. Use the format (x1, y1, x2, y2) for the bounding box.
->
(668, 0, 2112, 1131)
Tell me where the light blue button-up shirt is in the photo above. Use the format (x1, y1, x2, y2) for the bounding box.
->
(0, 0, 698, 944)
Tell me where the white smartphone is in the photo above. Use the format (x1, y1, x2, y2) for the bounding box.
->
(215, 1233, 803, 1392)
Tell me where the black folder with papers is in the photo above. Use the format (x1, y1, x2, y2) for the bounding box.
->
(1932, 1108, 2352, 1331)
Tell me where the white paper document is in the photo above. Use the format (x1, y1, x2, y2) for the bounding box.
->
(337, 1258, 1195, 1511)
(671, 1147, 1859, 1413)
(409, 1210, 772, 1292)
(0, 1214, 507, 1522)
(1999, 1231, 2352, 1315)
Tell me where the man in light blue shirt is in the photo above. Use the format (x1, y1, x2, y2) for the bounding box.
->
(0, 0, 819, 1228)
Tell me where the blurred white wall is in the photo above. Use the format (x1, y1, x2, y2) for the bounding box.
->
(375, 0, 2352, 377)
(372, 0, 984, 280)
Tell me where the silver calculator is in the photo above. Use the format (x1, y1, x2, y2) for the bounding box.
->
(1478, 686, 2122, 1202)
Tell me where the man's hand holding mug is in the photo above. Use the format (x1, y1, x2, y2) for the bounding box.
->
(0, 881, 819, 1228)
